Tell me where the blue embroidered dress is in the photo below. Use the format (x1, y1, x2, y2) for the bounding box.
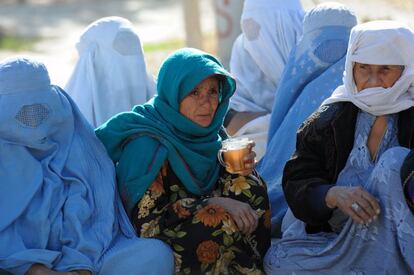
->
(264, 111, 414, 273)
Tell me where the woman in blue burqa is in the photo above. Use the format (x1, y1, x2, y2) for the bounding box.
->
(0, 57, 173, 275)
(264, 21, 414, 273)
(257, 2, 357, 236)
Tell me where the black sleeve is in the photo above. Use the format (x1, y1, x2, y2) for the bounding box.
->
(282, 113, 335, 226)
(401, 149, 414, 213)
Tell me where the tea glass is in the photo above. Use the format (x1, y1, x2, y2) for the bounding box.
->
(217, 137, 253, 174)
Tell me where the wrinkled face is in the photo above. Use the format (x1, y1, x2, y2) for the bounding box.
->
(353, 62, 404, 92)
(179, 76, 220, 127)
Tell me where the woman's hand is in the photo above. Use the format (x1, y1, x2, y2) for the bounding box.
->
(208, 197, 258, 235)
(325, 186, 381, 225)
(238, 141, 256, 176)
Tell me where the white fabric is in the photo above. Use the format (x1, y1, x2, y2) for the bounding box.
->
(323, 20, 414, 115)
(66, 16, 155, 127)
(229, 0, 304, 113)
(232, 114, 270, 161)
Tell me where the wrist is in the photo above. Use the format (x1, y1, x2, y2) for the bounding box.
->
(325, 187, 337, 209)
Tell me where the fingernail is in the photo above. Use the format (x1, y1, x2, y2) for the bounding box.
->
(376, 209, 380, 214)
(368, 219, 372, 223)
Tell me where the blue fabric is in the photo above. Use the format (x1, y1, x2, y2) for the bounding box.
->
(264, 115, 414, 273)
(100, 235, 174, 275)
(257, 26, 352, 234)
(0, 57, 150, 274)
(95, 48, 236, 213)
(265, 147, 414, 273)
(336, 111, 399, 190)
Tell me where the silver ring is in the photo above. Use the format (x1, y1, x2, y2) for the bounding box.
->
(351, 202, 360, 211)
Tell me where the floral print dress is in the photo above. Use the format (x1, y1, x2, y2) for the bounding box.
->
(132, 162, 271, 274)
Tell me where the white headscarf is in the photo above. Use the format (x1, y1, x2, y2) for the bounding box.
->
(65, 17, 155, 127)
(323, 20, 414, 115)
(229, 0, 304, 113)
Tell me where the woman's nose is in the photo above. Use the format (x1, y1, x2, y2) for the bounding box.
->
(197, 93, 211, 105)
(366, 73, 381, 88)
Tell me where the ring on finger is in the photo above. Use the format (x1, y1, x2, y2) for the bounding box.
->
(351, 202, 360, 211)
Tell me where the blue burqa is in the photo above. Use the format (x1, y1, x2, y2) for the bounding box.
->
(257, 25, 353, 235)
(0, 57, 173, 274)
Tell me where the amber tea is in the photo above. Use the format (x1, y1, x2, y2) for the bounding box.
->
(218, 138, 252, 174)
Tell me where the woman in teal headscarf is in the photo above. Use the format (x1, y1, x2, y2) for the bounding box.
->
(96, 48, 270, 274)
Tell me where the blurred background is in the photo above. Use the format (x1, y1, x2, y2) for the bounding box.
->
(0, 0, 413, 87)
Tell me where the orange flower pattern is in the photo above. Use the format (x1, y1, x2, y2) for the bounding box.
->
(195, 204, 227, 227)
(133, 163, 270, 274)
(196, 240, 220, 264)
(172, 200, 191, 219)
(149, 175, 165, 194)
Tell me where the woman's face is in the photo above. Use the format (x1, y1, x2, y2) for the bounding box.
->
(353, 62, 404, 92)
(179, 76, 219, 127)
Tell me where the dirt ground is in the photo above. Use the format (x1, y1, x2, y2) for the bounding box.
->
(0, 0, 413, 87)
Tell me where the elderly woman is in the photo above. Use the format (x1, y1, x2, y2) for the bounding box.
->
(96, 48, 271, 274)
(258, 2, 357, 236)
(66, 17, 155, 128)
(264, 21, 414, 273)
(0, 57, 173, 275)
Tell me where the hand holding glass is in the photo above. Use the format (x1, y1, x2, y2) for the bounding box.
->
(218, 138, 255, 174)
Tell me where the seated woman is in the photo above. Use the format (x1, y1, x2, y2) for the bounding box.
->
(264, 21, 414, 273)
(96, 48, 271, 274)
(224, 0, 304, 160)
(0, 57, 173, 275)
(66, 16, 155, 128)
(257, 2, 357, 236)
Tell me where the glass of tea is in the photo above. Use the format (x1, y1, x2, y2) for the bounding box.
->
(217, 137, 253, 174)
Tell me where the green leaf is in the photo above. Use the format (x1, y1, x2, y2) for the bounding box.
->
(178, 190, 187, 198)
(173, 243, 185, 252)
(170, 193, 178, 203)
(212, 229, 223, 236)
(176, 231, 187, 238)
(192, 215, 200, 224)
(247, 178, 258, 186)
(163, 229, 176, 238)
(242, 189, 253, 198)
(254, 196, 264, 206)
(223, 233, 233, 247)
(170, 185, 180, 192)
(229, 246, 243, 253)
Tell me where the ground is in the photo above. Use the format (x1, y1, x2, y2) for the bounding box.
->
(0, 0, 413, 87)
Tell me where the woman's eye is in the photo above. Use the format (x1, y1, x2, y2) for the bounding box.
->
(209, 89, 219, 96)
(191, 90, 199, 96)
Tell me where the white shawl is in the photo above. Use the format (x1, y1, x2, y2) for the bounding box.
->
(323, 20, 414, 115)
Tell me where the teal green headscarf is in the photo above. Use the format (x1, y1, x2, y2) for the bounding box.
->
(96, 48, 236, 212)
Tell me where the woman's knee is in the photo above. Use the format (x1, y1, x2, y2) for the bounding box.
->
(100, 237, 174, 275)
